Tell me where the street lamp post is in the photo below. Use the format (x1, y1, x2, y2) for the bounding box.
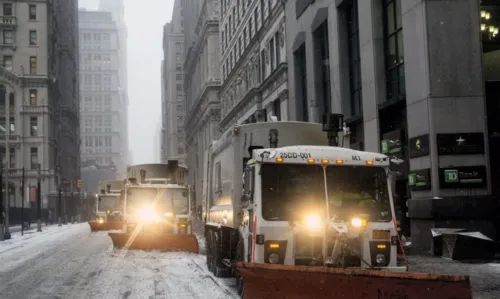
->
(36, 164, 42, 232)
(0, 159, 3, 241)
(58, 187, 62, 227)
(21, 167, 25, 236)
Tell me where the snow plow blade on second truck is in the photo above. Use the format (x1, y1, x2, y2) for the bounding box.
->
(235, 262, 473, 299)
(88, 221, 124, 231)
(108, 232, 199, 253)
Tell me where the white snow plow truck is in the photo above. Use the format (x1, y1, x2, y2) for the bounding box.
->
(203, 114, 472, 299)
(108, 161, 199, 253)
(88, 180, 125, 231)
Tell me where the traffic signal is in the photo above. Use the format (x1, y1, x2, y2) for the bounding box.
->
(77, 179, 82, 190)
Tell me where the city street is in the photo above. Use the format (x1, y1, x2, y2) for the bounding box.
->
(1, 222, 499, 299)
(0, 223, 237, 299)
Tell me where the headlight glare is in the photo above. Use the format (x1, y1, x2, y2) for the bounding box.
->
(305, 215, 320, 228)
(351, 217, 367, 228)
(138, 207, 160, 222)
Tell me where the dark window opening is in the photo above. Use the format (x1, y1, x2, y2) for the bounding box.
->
(294, 45, 308, 122)
(347, 0, 362, 117)
(383, 0, 405, 103)
(313, 21, 331, 117)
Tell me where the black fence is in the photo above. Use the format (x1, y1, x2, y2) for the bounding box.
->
(6, 192, 96, 225)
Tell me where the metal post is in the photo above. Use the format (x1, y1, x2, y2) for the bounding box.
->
(4, 99, 10, 239)
(58, 187, 62, 226)
(0, 160, 3, 241)
(37, 164, 42, 232)
(21, 167, 25, 236)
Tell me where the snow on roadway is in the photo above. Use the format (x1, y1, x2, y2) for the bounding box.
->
(0, 223, 238, 299)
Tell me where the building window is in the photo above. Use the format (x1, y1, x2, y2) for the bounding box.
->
(29, 56, 37, 74)
(273, 99, 281, 121)
(3, 3, 12, 16)
(29, 4, 37, 20)
(9, 92, 14, 108)
(30, 147, 38, 169)
(29, 30, 37, 45)
(254, 8, 259, 33)
(9, 147, 15, 168)
(9, 117, 14, 133)
(176, 74, 183, 80)
(313, 21, 331, 117)
(178, 147, 185, 155)
(30, 89, 37, 105)
(294, 45, 308, 122)
(0, 117, 5, 134)
(2, 56, 13, 71)
(383, 0, 405, 102)
(347, 0, 362, 117)
(260, 49, 266, 80)
(275, 32, 281, 65)
(30, 117, 38, 136)
(0, 85, 5, 107)
(270, 39, 275, 71)
(3, 30, 13, 44)
(176, 84, 183, 91)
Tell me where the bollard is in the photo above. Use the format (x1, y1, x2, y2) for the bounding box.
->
(71, 216, 74, 224)
(58, 216, 62, 227)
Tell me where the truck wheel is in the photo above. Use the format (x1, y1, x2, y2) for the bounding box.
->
(206, 230, 214, 273)
(235, 239, 245, 297)
(212, 231, 231, 277)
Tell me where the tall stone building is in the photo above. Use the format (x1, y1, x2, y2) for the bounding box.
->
(161, 0, 186, 164)
(183, 0, 222, 214)
(78, 0, 129, 192)
(0, 0, 79, 214)
(219, 0, 287, 132)
(285, 0, 499, 251)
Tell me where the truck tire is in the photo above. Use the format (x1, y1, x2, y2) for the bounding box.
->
(235, 239, 245, 297)
(206, 230, 214, 273)
(212, 231, 231, 277)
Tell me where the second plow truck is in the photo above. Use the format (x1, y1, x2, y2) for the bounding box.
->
(88, 180, 125, 231)
(108, 161, 199, 253)
(203, 114, 472, 299)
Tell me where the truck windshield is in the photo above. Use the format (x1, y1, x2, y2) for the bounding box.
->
(98, 195, 118, 212)
(325, 166, 392, 222)
(161, 188, 189, 215)
(261, 164, 392, 222)
(126, 187, 189, 215)
(261, 164, 325, 221)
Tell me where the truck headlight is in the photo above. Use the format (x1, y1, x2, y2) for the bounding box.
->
(138, 207, 160, 222)
(351, 217, 367, 228)
(305, 215, 320, 228)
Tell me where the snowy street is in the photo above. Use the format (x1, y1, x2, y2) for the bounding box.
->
(0, 223, 237, 299)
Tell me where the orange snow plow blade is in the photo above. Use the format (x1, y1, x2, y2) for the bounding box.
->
(108, 232, 199, 254)
(88, 221, 124, 231)
(235, 262, 472, 299)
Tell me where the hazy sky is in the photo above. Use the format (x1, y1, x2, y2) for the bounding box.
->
(80, 0, 174, 165)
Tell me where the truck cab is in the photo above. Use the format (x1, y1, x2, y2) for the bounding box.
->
(240, 146, 403, 271)
(122, 162, 193, 235)
(95, 181, 124, 223)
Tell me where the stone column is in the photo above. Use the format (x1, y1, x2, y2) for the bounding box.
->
(402, 0, 495, 252)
